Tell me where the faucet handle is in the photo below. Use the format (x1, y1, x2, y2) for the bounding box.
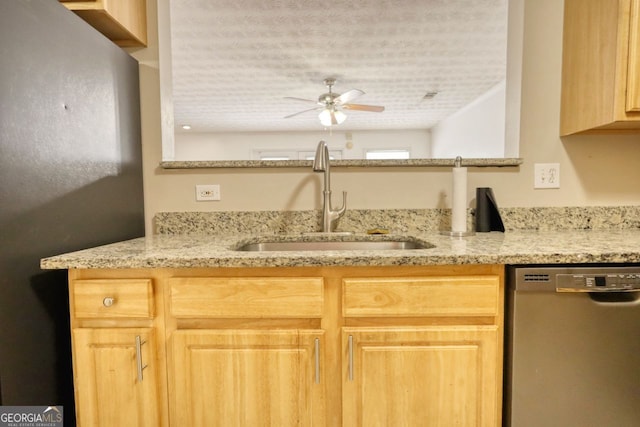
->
(337, 191, 347, 217)
(326, 191, 347, 232)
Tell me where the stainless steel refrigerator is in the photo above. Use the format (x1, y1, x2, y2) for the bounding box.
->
(0, 0, 145, 423)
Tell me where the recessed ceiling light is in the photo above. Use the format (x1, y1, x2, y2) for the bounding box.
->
(181, 124, 192, 130)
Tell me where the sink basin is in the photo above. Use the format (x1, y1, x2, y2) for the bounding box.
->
(235, 239, 434, 252)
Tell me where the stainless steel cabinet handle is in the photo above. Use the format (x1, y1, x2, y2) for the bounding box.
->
(314, 338, 320, 384)
(348, 335, 354, 381)
(102, 297, 115, 307)
(135, 335, 148, 382)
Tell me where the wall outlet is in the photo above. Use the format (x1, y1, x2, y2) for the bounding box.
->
(534, 163, 560, 189)
(196, 184, 221, 201)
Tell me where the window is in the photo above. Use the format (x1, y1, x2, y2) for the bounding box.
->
(299, 150, 343, 160)
(365, 149, 411, 160)
(255, 149, 344, 161)
(254, 150, 296, 160)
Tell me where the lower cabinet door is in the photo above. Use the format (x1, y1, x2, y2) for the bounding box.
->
(170, 329, 326, 427)
(73, 328, 161, 427)
(342, 326, 500, 427)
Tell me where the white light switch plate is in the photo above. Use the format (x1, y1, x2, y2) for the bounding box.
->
(534, 163, 560, 189)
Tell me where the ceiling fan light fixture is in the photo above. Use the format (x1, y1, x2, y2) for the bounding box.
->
(285, 78, 381, 125)
(319, 108, 346, 127)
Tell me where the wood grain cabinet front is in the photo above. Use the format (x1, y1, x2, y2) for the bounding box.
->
(73, 278, 154, 319)
(168, 276, 324, 318)
(166, 275, 327, 426)
(72, 328, 162, 427)
(68, 272, 169, 427)
(169, 330, 326, 426)
(560, 0, 640, 135)
(66, 266, 503, 426)
(342, 326, 499, 426)
(342, 274, 503, 427)
(59, 0, 147, 47)
(342, 276, 500, 318)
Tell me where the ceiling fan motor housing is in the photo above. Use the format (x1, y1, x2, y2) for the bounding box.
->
(319, 92, 339, 105)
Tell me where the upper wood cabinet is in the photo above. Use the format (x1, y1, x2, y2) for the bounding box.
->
(59, 0, 147, 47)
(560, 0, 640, 136)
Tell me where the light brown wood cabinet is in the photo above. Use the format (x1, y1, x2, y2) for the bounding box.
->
(342, 327, 499, 426)
(341, 275, 502, 426)
(69, 275, 169, 426)
(67, 265, 504, 426)
(560, 0, 640, 135)
(73, 328, 162, 426)
(59, 0, 147, 47)
(171, 330, 326, 426)
(167, 275, 327, 425)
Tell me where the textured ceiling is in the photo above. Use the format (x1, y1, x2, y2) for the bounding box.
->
(169, 0, 508, 133)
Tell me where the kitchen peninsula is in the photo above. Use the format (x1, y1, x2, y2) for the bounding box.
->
(41, 207, 640, 426)
(40, 228, 640, 270)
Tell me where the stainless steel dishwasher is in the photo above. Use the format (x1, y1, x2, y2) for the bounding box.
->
(504, 265, 640, 427)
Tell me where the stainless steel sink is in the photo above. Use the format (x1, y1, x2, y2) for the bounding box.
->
(235, 239, 434, 252)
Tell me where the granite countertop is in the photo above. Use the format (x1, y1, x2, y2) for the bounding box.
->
(159, 158, 523, 169)
(39, 229, 640, 270)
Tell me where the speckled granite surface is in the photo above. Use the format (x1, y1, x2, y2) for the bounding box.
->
(160, 158, 523, 169)
(39, 229, 640, 269)
(40, 206, 640, 270)
(154, 206, 640, 234)
(154, 209, 451, 235)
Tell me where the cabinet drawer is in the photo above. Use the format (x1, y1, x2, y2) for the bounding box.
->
(72, 279, 154, 319)
(169, 277, 324, 318)
(343, 276, 500, 317)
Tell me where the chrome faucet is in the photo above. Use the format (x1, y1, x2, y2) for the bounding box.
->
(312, 140, 347, 232)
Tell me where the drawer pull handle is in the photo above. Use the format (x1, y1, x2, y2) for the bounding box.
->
(102, 297, 115, 307)
(135, 335, 148, 382)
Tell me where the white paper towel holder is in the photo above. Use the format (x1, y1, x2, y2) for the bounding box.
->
(441, 156, 475, 237)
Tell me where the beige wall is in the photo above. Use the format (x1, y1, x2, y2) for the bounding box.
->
(134, 0, 640, 235)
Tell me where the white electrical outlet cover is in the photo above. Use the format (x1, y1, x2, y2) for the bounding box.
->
(196, 184, 221, 201)
(534, 163, 560, 189)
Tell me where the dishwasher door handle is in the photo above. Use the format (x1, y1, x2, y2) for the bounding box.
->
(554, 288, 640, 304)
(588, 292, 640, 305)
(556, 287, 640, 293)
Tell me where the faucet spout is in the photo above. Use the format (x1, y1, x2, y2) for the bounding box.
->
(313, 140, 347, 232)
(312, 141, 329, 172)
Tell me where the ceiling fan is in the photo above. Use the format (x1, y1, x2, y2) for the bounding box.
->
(284, 78, 385, 126)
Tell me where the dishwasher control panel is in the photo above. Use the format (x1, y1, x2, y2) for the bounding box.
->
(512, 266, 640, 292)
(557, 272, 640, 291)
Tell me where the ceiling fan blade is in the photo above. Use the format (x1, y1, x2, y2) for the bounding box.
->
(331, 111, 338, 125)
(284, 96, 320, 104)
(335, 89, 364, 105)
(284, 106, 322, 119)
(343, 103, 385, 112)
